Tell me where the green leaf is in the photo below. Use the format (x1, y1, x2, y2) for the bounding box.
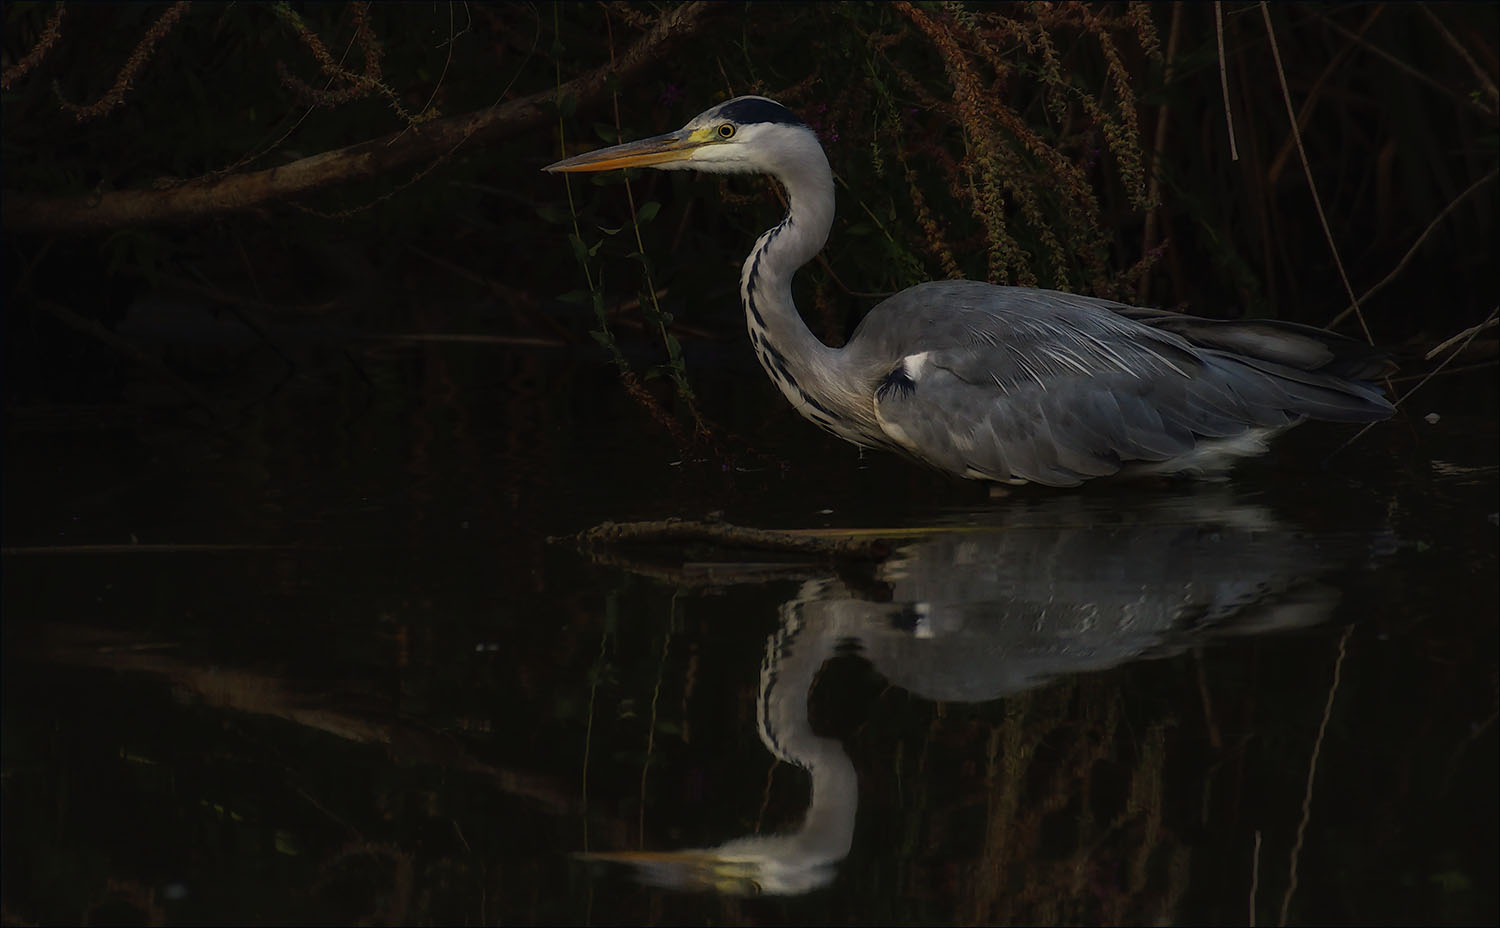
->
(594, 122, 625, 144)
(557, 289, 590, 305)
(635, 201, 661, 224)
(535, 203, 573, 225)
(1431, 870, 1472, 892)
(567, 232, 588, 265)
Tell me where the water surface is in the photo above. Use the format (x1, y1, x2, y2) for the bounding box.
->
(4, 326, 1495, 924)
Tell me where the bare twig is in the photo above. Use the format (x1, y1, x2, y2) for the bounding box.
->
(1265, 5, 1382, 188)
(1259, 2, 1372, 345)
(202, 5, 376, 182)
(1214, 1, 1239, 162)
(1420, 4, 1498, 106)
(2, 543, 289, 555)
(639, 598, 674, 846)
(301, 5, 543, 221)
(55, 1, 190, 121)
(1386, 359, 1497, 383)
(580, 625, 609, 851)
(1279, 624, 1353, 926)
(1138, 1, 1185, 301)
(4, 3, 711, 233)
(1311, 9, 1491, 115)
(32, 299, 227, 421)
(602, 5, 707, 434)
(1249, 829, 1262, 927)
(1, 1, 66, 91)
(158, 271, 343, 315)
(275, 2, 420, 125)
(1327, 307, 1498, 460)
(1194, 648, 1223, 750)
(408, 0, 464, 124)
(1397, 307, 1499, 407)
(1424, 313, 1499, 362)
(1327, 170, 1498, 331)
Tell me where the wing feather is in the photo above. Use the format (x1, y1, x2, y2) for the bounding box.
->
(854, 282, 1393, 485)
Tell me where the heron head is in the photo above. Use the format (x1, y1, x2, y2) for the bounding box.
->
(543, 95, 816, 176)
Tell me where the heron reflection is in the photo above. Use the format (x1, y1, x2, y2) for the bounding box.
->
(581, 490, 1388, 895)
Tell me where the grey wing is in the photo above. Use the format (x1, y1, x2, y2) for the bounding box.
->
(868, 297, 1377, 486)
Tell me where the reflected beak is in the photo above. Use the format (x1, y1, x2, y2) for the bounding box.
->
(578, 849, 714, 863)
(575, 849, 762, 895)
(543, 130, 708, 173)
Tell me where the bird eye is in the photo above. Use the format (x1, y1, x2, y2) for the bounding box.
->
(717, 123, 736, 139)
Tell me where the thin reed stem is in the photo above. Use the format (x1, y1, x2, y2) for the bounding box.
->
(1259, 2, 1372, 345)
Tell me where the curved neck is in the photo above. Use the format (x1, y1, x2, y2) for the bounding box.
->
(739, 144, 861, 439)
(754, 597, 859, 864)
(739, 146, 835, 300)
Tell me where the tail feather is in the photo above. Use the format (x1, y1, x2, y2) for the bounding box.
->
(1106, 307, 1397, 423)
(1208, 351, 1395, 423)
(1115, 308, 1398, 381)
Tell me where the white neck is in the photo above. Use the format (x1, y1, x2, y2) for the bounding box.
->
(737, 138, 868, 442)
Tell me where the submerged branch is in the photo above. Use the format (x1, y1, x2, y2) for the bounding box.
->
(29, 622, 588, 817)
(575, 548, 834, 589)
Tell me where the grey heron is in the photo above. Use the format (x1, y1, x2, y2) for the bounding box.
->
(544, 96, 1394, 487)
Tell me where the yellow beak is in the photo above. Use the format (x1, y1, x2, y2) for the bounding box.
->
(543, 129, 709, 173)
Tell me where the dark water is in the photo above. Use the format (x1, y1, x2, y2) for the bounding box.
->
(3, 317, 1496, 925)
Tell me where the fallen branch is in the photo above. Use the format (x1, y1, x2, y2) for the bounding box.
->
(2, 2, 710, 234)
(556, 518, 892, 561)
